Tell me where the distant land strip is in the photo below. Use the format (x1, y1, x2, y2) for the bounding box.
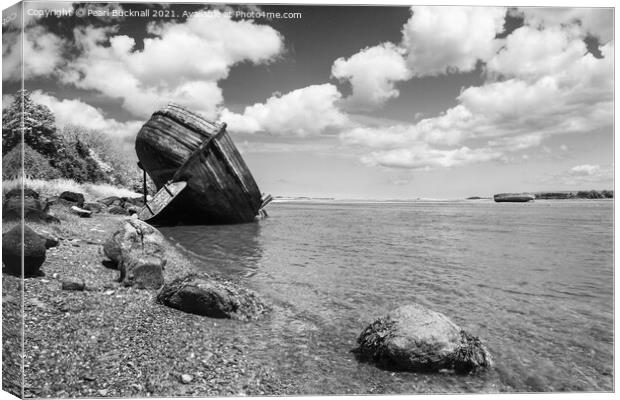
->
(533, 190, 613, 199)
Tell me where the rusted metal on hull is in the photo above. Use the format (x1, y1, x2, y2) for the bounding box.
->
(135, 103, 264, 225)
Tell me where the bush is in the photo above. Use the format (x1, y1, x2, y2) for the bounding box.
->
(60, 125, 147, 191)
(2, 144, 61, 180)
(2, 177, 141, 202)
(52, 140, 108, 184)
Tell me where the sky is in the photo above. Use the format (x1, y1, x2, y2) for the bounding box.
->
(1, 2, 614, 199)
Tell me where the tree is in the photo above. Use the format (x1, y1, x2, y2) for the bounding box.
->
(2, 144, 61, 180)
(2, 90, 63, 157)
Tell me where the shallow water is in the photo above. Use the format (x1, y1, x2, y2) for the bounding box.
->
(160, 200, 614, 394)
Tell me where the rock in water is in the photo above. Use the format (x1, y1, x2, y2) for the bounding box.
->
(157, 274, 268, 320)
(356, 303, 492, 374)
(59, 191, 85, 207)
(2, 225, 47, 276)
(103, 219, 166, 288)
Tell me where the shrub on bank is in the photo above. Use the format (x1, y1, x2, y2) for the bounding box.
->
(2, 144, 62, 180)
(2, 178, 140, 203)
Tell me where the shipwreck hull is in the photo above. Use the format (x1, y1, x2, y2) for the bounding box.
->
(135, 103, 220, 189)
(135, 103, 263, 225)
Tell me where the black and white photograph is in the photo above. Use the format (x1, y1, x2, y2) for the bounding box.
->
(0, 0, 615, 397)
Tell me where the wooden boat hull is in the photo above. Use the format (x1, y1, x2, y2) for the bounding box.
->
(135, 103, 220, 189)
(169, 129, 262, 224)
(135, 104, 263, 225)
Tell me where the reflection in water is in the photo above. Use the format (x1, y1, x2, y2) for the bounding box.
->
(161, 201, 613, 394)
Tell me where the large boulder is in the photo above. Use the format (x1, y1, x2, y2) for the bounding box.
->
(103, 218, 166, 264)
(3, 188, 59, 223)
(59, 191, 85, 207)
(356, 303, 492, 374)
(157, 274, 268, 320)
(2, 225, 47, 276)
(103, 218, 166, 288)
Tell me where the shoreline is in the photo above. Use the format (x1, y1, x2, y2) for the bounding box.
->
(2, 208, 293, 397)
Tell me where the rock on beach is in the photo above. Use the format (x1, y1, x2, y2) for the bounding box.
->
(157, 274, 268, 320)
(103, 218, 166, 289)
(3, 188, 59, 223)
(356, 303, 493, 374)
(59, 191, 85, 207)
(2, 224, 47, 276)
(71, 205, 93, 218)
(61, 277, 86, 291)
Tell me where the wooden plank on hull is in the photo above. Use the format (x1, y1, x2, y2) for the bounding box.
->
(138, 181, 188, 222)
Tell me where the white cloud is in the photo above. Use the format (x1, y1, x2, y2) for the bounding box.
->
(2, 95, 13, 111)
(515, 7, 613, 44)
(570, 164, 601, 176)
(339, 7, 613, 170)
(401, 6, 506, 76)
(486, 25, 586, 80)
(341, 105, 478, 150)
(31, 91, 142, 139)
(2, 26, 66, 81)
(330, 6, 506, 110)
(331, 42, 412, 111)
(62, 11, 283, 118)
(220, 84, 351, 137)
(361, 145, 502, 170)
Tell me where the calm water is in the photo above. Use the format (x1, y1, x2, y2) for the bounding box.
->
(160, 200, 614, 393)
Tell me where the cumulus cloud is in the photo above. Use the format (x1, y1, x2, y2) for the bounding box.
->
(220, 84, 351, 136)
(31, 91, 143, 139)
(515, 7, 613, 44)
(3, 26, 67, 81)
(330, 6, 506, 110)
(338, 6, 613, 170)
(401, 6, 506, 76)
(331, 43, 412, 111)
(61, 11, 283, 118)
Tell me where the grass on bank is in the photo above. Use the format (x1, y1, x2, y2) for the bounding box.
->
(2, 178, 141, 203)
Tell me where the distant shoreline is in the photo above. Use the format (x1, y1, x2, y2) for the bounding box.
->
(271, 197, 614, 204)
